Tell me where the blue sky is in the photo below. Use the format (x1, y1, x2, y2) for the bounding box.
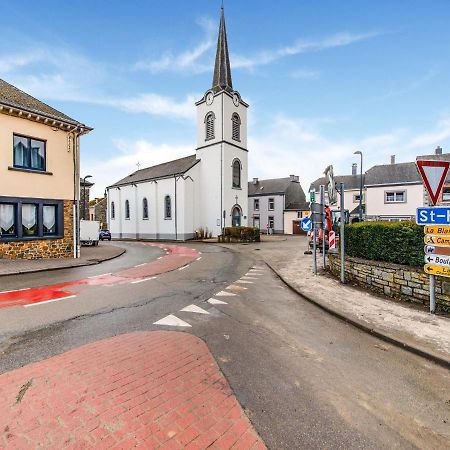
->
(1, 0, 450, 197)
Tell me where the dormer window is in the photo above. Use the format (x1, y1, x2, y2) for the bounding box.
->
(232, 113, 241, 141)
(205, 112, 215, 141)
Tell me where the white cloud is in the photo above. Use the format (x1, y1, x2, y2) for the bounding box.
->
(248, 114, 450, 193)
(134, 17, 215, 74)
(86, 140, 194, 197)
(232, 31, 382, 71)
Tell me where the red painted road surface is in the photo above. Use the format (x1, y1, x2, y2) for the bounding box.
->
(0, 244, 199, 309)
(0, 331, 265, 449)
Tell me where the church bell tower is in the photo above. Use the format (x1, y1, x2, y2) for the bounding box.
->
(196, 6, 249, 236)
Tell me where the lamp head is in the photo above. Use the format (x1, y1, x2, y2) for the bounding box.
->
(354, 150, 362, 156)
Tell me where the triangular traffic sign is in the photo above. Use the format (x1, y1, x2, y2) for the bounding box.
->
(416, 159, 450, 205)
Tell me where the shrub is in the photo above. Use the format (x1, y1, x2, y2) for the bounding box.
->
(223, 226, 260, 242)
(344, 221, 423, 267)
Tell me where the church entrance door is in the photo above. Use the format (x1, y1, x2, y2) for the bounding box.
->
(232, 206, 242, 227)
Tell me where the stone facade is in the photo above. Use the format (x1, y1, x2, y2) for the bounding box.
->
(328, 254, 450, 311)
(0, 200, 74, 260)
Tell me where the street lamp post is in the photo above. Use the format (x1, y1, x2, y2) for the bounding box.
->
(354, 151, 363, 221)
(82, 175, 93, 220)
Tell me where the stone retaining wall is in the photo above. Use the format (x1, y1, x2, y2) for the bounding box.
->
(328, 253, 450, 311)
(0, 200, 74, 259)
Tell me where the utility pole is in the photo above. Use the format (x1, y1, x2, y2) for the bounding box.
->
(354, 150, 363, 221)
(340, 182, 345, 283)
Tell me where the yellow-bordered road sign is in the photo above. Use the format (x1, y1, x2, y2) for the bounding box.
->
(424, 225, 450, 234)
(424, 264, 450, 278)
(424, 234, 450, 245)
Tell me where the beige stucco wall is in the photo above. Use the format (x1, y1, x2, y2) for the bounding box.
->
(366, 184, 423, 217)
(0, 113, 75, 200)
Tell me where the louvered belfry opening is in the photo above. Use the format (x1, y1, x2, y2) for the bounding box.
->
(232, 113, 240, 141)
(205, 113, 215, 140)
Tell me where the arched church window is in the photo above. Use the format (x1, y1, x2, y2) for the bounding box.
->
(142, 198, 149, 219)
(111, 201, 115, 219)
(232, 206, 242, 227)
(125, 200, 130, 219)
(205, 112, 215, 141)
(232, 113, 241, 141)
(164, 195, 172, 219)
(232, 159, 241, 188)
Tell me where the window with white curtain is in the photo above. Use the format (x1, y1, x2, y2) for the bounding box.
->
(0, 204, 16, 236)
(22, 204, 38, 236)
(43, 205, 56, 234)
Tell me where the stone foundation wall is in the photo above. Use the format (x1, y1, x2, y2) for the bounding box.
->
(0, 200, 74, 259)
(328, 254, 450, 311)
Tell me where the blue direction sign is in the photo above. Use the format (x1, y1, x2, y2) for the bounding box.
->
(416, 207, 450, 225)
(301, 217, 312, 232)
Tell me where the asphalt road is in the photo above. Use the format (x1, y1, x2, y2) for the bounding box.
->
(0, 241, 449, 449)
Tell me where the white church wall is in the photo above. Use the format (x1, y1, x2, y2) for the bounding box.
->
(108, 187, 121, 239)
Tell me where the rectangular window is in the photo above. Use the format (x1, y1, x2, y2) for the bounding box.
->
(0, 204, 16, 237)
(268, 198, 275, 210)
(253, 215, 260, 228)
(443, 186, 450, 201)
(385, 191, 406, 203)
(43, 205, 57, 235)
(13, 134, 46, 171)
(0, 197, 63, 241)
(268, 216, 274, 228)
(254, 199, 259, 211)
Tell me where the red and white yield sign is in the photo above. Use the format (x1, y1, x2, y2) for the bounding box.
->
(416, 159, 450, 205)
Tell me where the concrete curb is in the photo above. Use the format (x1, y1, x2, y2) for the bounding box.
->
(0, 247, 126, 278)
(265, 261, 450, 370)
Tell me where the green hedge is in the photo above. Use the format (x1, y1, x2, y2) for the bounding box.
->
(223, 226, 260, 242)
(344, 221, 423, 267)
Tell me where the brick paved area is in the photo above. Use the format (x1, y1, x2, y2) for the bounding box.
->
(0, 332, 265, 449)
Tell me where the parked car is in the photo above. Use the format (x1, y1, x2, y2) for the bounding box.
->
(99, 229, 111, 241)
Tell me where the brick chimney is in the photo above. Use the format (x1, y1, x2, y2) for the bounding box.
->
(352, 163, 357, 176)
(252, 177, 258, 185)
(436, 146, 443, 155)
(391, 155, 396, 164)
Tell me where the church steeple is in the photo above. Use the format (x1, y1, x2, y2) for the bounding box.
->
(212, 6, 233, 93)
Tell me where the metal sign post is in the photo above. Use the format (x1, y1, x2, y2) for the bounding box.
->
(339, 182, 345, 284)
(320, 185, 326, 269)
(312, 220, 317, 275)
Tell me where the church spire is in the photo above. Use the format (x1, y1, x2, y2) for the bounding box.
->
(212, 6, 233, 93)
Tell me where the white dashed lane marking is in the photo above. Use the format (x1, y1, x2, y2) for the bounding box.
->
(180, 304, 210, 314)
(178, 265, 190, 271)
(153, 314, 191, 327)
(24, 295, 77, 307)
(208, 298, 228, 305)
(216, 291, 237, 297)
(88, 273, 112, 279)
(0, 287, 31, 294)
(237, 280, 253, 284)
(196, 257, 202, 261)
(226, 285, 248, 291)
(134, 263, 147, 267)
(131, 276, 157, 284)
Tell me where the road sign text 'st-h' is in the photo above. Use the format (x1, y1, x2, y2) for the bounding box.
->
(416, 159, 450, 205)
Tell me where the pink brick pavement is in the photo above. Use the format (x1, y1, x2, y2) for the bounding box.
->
(0, 332, 266, 449)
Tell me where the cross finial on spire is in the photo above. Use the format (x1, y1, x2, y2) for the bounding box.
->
(212, 5, 233, 93)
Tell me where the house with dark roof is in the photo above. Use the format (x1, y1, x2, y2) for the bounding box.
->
(248, 175, 309, 234)
(107, 7, 250, 240)
(309, 163, 365, 220)
(365, 148, 450, 220)
(0, 79, 92, 259)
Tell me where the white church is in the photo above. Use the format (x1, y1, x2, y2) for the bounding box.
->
(107, 7, 249, 240)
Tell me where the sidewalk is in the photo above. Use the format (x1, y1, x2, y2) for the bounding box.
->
(221, 236, 450, 367)
(0, 331, 265, 449)
(0, 243, 125, 277)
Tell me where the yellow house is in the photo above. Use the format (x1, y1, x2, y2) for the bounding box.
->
(0, 79, 92, 259)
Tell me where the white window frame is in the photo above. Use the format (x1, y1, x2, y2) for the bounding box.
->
(384, 190, 406, 203)
(268, 197, 275, 211)
(253, 198, 259, 211)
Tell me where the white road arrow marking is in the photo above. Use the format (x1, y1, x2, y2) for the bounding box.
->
(153, 314, 192, 327)
(180, 304, 210, 314)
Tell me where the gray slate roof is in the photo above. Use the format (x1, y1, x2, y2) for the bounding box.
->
(212, 7, 233, 94)
(310, 175, 364, 192)
(248, 177, 309, 210)
(109, 155, 199, 188)
(0, 78, 87, 127)
(365, 153, 450, 186)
